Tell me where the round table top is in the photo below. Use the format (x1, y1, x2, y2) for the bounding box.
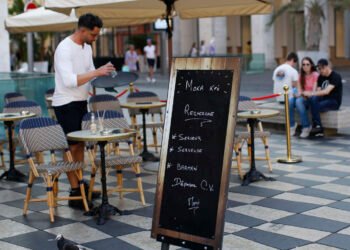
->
(67, 128, 136, 142)
(91, 72, 139, 88)
(0, 112, 36, 122)
(121, 101, 166, 110)
(237, 109, 280, 119)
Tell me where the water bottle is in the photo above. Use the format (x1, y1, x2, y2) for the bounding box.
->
(90, 112, 97, 134)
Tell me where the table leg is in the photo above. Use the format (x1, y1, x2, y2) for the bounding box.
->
(0, 121, 26, 182)
(139, 109, 159, 162)
(242, 118, 275, 186)
(84, 141, 123, 225)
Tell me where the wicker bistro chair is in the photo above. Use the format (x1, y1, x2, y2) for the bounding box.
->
(233, 97, 272, 179)
(126, 91, 164, 153)
(0, 100, 43, 167)
(88, 94, 141, 151)
(4, 92, 26, 104)
(88, 94, 123, 113)
(45, 88, 56, 120)
(19, 117, 89, 222)
(82, 110, 145, 205)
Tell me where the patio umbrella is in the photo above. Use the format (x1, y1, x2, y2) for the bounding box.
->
(45, 0, 272, 19)
(45, 0, 272, 70)
(5, 6, 154, 33)
(5, 7, 77, 33)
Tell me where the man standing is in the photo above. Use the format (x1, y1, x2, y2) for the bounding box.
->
(52, 13, 115, 208)
(272, 52, 299, 103)
(199, 40, 206, 56)
(302, 59, 343, 137)
(143, 38, 156, 83)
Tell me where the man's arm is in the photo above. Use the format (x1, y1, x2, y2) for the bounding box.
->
(303, 85, 334, 97)
(55, 48, 115, 88)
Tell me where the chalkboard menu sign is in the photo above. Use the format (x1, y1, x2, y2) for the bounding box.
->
(152, 58, 241, 250)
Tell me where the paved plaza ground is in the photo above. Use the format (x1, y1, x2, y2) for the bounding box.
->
(0, 68, 350, 249)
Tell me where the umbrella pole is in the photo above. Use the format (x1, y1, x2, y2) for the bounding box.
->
(27, 32, 34, 72)
(167, 36, 172, 74)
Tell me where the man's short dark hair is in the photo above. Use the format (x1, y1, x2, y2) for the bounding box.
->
(317, 58, 329, 68)
(286, 52, 298, 63)
(78, 13, 103, 30)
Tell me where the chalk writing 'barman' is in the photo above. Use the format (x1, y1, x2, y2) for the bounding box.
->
(177, 163, 198, 172)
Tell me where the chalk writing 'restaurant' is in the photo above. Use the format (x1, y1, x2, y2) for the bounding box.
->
(184, 104, 214, 117)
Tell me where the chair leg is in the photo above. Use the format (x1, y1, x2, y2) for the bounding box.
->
(116, 167, 123, 199)
(234, 143, 244, 180)
(88, 168, 97, 202)
(134, 163, 145, 205)
(152, 128, 158, 153)
(247, 138, 252, 164)
(46, 176, 55, 222)
(53, 176, 59, 207)
(23, 171, 35, 216)
(262, 137, 273, 172)
(87, 149, 97, 202)
(0, 146, 5, 169)
(77, 170, 89, 212)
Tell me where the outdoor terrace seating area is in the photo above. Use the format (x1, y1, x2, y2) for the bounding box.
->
(0, 132, 350, 249)
(1, 71, 350, 249)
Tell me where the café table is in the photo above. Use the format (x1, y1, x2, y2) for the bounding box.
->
(121, 101, 166, 162)
(67, 128, 136, 225)
(237, 109, 280, 186)
(0, 112, 36, 182)
(91, 72, 138, 94)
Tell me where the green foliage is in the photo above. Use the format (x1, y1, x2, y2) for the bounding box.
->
(8, 0, 24, 15)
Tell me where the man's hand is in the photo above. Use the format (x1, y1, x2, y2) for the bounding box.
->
(95, 62, 115, 76)
(302, 91, 313, 97)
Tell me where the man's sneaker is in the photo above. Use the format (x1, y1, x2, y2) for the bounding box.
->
(300, 126, 312, 138)
(146, 77, 151, 82)
(310, 125, 324, 137)
(151, 78, 156, 83)
(290, 124, 297, 136)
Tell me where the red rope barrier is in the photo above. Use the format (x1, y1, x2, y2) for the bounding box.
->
(251, 93, 281, 101)
(134, 87, 140, 92)
(116, 88, 128, 98)
(88, 91, 94, 96)
(160, 100, 167, 103)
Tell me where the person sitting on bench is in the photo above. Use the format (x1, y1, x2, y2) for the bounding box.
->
(302, 59, 343, 138)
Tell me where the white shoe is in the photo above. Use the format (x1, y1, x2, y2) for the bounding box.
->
(300, 126, 312, 138)
(290, 124, 297, 136)
(151, 78, 156, 83)
(146, 77, 151, 82)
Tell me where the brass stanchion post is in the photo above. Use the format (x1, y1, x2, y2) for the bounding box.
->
(129, 82, 135, 93)
(277, 85, 302, 163)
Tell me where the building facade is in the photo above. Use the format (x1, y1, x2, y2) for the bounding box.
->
(172, 0, 350, 69)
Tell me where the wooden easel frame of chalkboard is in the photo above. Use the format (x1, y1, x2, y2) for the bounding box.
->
(151, 57, 241, 250)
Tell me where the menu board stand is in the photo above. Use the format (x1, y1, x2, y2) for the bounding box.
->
(151, 57, 241, 250)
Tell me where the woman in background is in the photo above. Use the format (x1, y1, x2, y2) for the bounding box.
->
(289, 57, 318, 138)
